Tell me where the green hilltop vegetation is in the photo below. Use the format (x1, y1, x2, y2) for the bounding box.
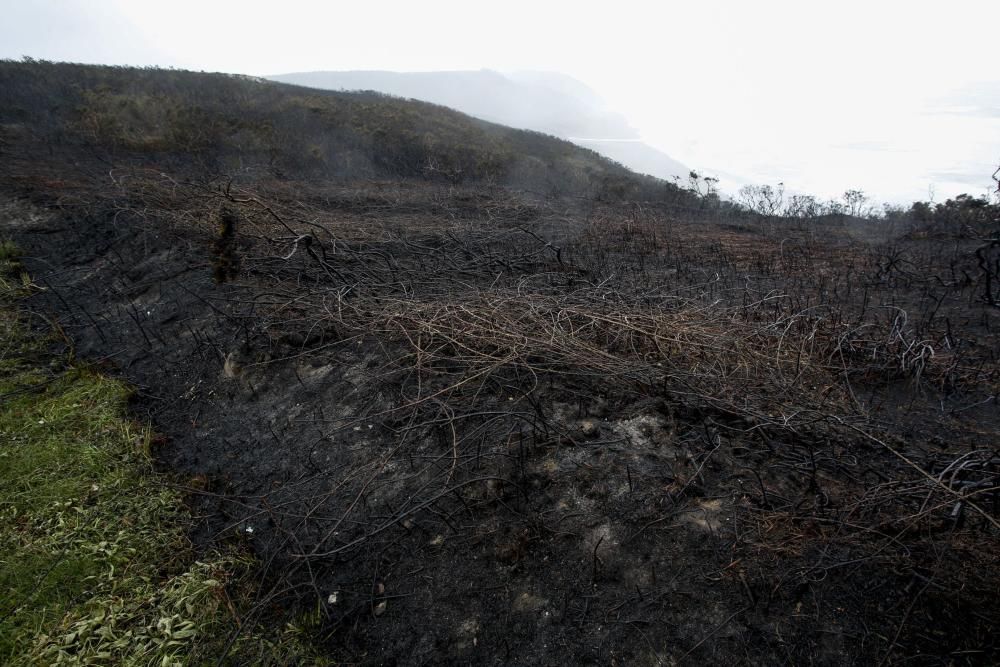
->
(0, 59, 689, 201)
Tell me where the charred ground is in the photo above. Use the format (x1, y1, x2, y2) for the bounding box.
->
(2, 61, 1000, 665)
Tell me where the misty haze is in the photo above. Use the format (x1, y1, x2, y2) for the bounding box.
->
(269, 69, 692, 183)
(1, 2, 999, 665)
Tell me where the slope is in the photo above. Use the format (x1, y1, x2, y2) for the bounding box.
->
(0, 59, 684, 202)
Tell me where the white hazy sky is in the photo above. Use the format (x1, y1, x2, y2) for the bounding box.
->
(3, 0, 999, 204)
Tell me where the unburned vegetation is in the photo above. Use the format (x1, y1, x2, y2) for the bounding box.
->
(1, 60, 999, 665)
(0, 232, 325, 664)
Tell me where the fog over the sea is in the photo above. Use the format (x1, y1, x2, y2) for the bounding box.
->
(4, 0, 998, 204)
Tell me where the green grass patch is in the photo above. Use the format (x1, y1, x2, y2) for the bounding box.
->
(0, 239, 19, 262)
(0, 244, 325, 665)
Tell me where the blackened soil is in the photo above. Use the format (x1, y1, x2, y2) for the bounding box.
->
(6, 192, 999, 667)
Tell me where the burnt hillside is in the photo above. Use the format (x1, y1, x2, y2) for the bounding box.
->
(1, 61, 999, 665)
